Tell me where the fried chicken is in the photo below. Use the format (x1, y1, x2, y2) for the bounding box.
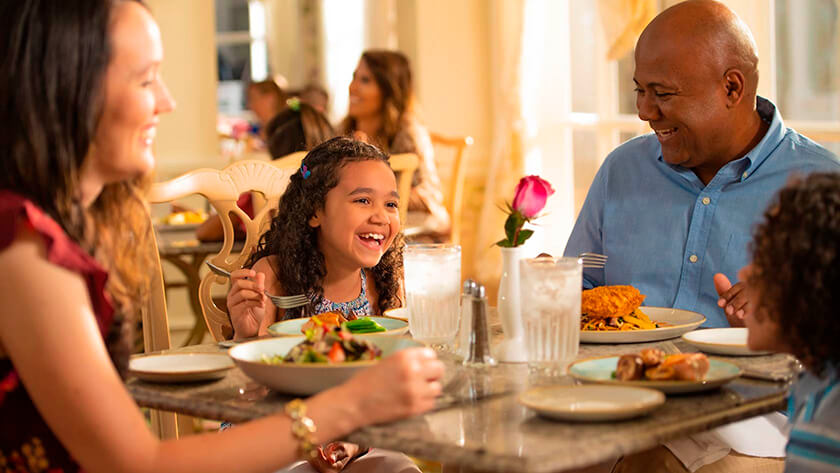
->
(581, 285, 646, 319)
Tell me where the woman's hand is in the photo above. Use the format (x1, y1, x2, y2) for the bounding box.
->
(227, 268, 267, 339)
(339, 347, 445, 426)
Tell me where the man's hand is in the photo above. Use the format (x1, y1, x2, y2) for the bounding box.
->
(713, 273, 747, 327)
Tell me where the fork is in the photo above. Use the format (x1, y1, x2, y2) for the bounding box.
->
(579, 252, 607, 269)
(205, 261, 310, 309)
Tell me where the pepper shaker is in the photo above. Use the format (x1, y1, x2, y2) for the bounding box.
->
(465, 283, 496, 366)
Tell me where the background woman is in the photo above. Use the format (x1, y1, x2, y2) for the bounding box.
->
(0, 2, 443, 472)
(339, 50, 450, 239)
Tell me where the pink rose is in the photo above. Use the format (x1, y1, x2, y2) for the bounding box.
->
(512, 175, 555, 218)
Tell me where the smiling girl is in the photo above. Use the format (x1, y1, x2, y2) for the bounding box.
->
(227, 137, 404, 338)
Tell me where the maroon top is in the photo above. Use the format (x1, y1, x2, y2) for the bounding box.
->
(0, 190, 115, 473)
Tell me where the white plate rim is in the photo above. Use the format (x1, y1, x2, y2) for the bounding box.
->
(681, 328, 772, 356)
(129, 353, 234, 380)
(517, 384, 665, 420)
(580, 306, 706, 344)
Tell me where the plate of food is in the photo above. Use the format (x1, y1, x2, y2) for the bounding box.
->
(580, 285, 706, 343)
(267, 312, 409, 337)
(229, 326, 424, 395)
(569, 349, 741, 394)
(129, 353, 234, 383)
(518, 385, 665, 422)
(681, 328, 771, 356)
(155, 210, 207, 231)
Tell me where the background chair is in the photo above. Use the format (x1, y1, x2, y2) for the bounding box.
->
(388, 153, 420, 225)
(430, 133, 473, 245)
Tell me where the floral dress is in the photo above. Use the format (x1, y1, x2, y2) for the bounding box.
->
(0, 191, 115, 473)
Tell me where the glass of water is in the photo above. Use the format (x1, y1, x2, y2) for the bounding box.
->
(403, 244, 461, 350)
(519, 257, 582, 373)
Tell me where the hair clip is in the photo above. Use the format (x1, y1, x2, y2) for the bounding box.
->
(300, 164, 311, 179)
(286, 96, 301, 112)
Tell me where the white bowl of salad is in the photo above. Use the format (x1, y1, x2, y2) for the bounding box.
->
(228, 327, 425, 395)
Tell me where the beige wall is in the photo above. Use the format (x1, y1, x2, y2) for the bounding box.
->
(147, 0, 221, 180)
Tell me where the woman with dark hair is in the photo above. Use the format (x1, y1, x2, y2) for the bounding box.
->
(0, 2, 443, 472)
(339, 50, 450, 238)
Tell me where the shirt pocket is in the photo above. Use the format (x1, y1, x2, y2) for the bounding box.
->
(723, 233, 752, 270)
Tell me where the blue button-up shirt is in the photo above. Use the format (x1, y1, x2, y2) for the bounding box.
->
(563, 97, 840, 327)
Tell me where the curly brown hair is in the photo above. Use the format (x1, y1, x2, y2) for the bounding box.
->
(748, 172, 840, 375)
(247, 137, 404, 319)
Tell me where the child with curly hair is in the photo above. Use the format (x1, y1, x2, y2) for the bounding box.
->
(738, 172, 840, 472)
(227, 136, 404, 338)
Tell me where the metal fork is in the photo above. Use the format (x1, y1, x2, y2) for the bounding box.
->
(579, 252, 607, 269)
(205, 261, 310, 309)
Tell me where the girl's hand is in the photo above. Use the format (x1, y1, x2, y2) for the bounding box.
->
(340, 348, 445, 425)
(227, 269, 266, 339)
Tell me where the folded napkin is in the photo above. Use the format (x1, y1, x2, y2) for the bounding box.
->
(664, 413, 787, 471)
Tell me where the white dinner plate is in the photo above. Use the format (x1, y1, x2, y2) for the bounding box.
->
(129, 353, 234, 383)
(519, 385, 665, 422)
(580, 307, 706, 344)
(229, 335, 424, 395)
(682, 328, 772, 356)
(568, 356, 742, 394)
(267, 316, 408, 337)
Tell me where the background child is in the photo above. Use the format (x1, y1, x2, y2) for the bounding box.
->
(739, 172, 840, 472)
(227, 136, 404, 339)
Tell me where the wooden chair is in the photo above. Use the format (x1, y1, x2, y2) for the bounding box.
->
(430, 133, 473, 245)
(146, 160, 298, 343)
(388, 153, 419, 225)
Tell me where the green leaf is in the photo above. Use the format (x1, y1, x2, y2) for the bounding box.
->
(504, 214, 518, 242)
(517, 229, 534, 245)
(496, 238, 514, 247)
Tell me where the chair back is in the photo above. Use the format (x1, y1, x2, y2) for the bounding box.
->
(388, 153, 419, 224)
(430, 133, 473, 245)
(147, 160, 298, 342)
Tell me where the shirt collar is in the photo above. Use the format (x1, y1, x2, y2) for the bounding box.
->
(655, 96, 786, 182)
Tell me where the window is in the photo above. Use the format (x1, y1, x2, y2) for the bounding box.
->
(215, 0, 269, 116)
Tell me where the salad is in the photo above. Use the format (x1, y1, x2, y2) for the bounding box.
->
(261, 324, 382, 365)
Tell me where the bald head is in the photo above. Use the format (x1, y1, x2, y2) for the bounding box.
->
(638, 0, 759, 97)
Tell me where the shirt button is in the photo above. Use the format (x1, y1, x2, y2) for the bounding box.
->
(702, 197, 711, 205)
(742, 171, 749, 179)
(689, 254, 698, 263)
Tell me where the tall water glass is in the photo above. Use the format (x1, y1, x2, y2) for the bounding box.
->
(403, 244, 461, 350)
(519, 257, 582, 373)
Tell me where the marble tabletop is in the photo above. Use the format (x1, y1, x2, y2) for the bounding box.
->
(129, 334, 792, 472)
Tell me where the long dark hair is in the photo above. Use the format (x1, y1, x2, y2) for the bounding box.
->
(339, 50, 416, 151)
(247, 137, 404, 318)
(0, 0, 152, 374)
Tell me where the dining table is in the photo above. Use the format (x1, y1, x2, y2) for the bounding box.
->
(128, 316, 795, 472)
(154, 224, 244, 346)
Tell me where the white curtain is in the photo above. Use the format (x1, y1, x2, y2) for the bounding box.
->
(474, 0, 528, 287)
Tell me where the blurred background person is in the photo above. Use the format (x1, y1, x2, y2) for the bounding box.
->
(247, 79, 286, 139)
(339, 50, 450, 239)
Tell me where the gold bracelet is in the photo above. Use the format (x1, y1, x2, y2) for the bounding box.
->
(285, 399, 319, 461)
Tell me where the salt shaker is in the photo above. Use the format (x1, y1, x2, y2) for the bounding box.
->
(465, 283, 496, 366)
(455, 280, 476, 358)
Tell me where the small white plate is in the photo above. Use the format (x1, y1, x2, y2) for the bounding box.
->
(382, 307, 409, 322)
(129, 353, 234, 383)
(518, 385, 665, 422)
(581, 307, 706, 344)
(682, 328, 772, 356)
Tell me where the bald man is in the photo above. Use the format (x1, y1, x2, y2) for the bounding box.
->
(564, 0, 839, 330)
(566, 3, 839, 471)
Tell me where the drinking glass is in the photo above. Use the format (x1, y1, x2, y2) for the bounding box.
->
(403, 244, 461, 350)
(519, 257, 582, 373)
